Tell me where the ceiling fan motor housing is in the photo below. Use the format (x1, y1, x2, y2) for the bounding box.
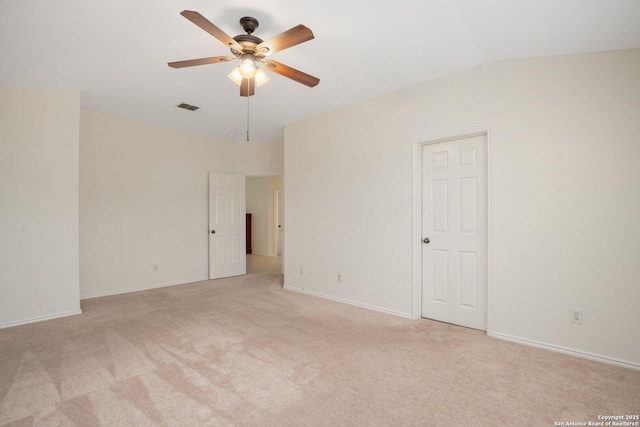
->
(232, 17, 266, 57)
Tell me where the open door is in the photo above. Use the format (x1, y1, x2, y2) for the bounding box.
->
(209, 172, 246, 279)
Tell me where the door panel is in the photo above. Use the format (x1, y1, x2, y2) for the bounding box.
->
(421, 134, 487, 330)
(459, 251, 478, 308)
(459, 177, 477, 233)
(431, 250, 449, 303)
(432, 180, 448, 232)
(209, 173, 246, 279)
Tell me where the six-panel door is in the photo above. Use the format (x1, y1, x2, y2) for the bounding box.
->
(421, 135, 488, 330)
(209, 173, 246, 279)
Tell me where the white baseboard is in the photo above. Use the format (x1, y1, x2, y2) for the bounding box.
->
(283, 285, 413, 319)
(0, 309, 83, 330)
(492, 331, 640, 371)
(81, 276, 209, 300)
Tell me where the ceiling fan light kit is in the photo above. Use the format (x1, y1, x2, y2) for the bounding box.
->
(239, 54, 256, 78)
(228, 67, 269, 87)
(168, 11, 320, 97)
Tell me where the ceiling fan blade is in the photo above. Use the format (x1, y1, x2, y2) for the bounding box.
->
(256, 25, 314, 56)
(168, 56, 234, 68)
(263, 60, 320, 87)
(180, 10, 242, 52)
(240, 78, 255, 97)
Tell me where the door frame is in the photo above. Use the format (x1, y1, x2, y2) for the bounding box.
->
(412, 129, 494, 336)
(273, 189, 283, 256)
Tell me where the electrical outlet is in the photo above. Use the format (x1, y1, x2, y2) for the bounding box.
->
(299, 267, 304, 276)
(153, 264, 159, 272)
(569, 308, 582, 324)
(337, 273, 342, 283)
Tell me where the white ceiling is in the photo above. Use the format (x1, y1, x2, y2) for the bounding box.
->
(2, 0, 640, 143)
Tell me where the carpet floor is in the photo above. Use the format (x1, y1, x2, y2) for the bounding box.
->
(246, 255, 282, 275)
(0, 273, 638, 426)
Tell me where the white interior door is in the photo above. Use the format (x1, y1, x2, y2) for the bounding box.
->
(421, 134, 487, 330)
(209, 172, 246, 279)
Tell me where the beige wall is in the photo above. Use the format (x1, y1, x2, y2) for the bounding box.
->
(236, 142, 284, 176)
(80, 110, 284, 298)
(284, 49, 640, 367)
(79, 110, 237, 297)
(0, 86, 81, 327)
(1, 89, 283, 322)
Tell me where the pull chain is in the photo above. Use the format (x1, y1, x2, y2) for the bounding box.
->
(246, 81, 250, 142)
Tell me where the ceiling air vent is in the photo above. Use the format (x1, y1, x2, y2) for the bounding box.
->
(177, 103, 199, 111)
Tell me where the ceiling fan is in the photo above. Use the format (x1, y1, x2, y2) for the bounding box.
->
(168, 11, 320, 97)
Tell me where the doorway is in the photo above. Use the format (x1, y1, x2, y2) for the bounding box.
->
(245, 176, 283, 274)
(417, 133, 488, 330)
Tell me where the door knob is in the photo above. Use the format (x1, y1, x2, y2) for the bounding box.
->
(423, 237, 430, 244)
(211, 230, 216, 234)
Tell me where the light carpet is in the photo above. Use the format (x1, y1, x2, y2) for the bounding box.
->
(1, 273, 638, 426)
(246, 255, 282, 275)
